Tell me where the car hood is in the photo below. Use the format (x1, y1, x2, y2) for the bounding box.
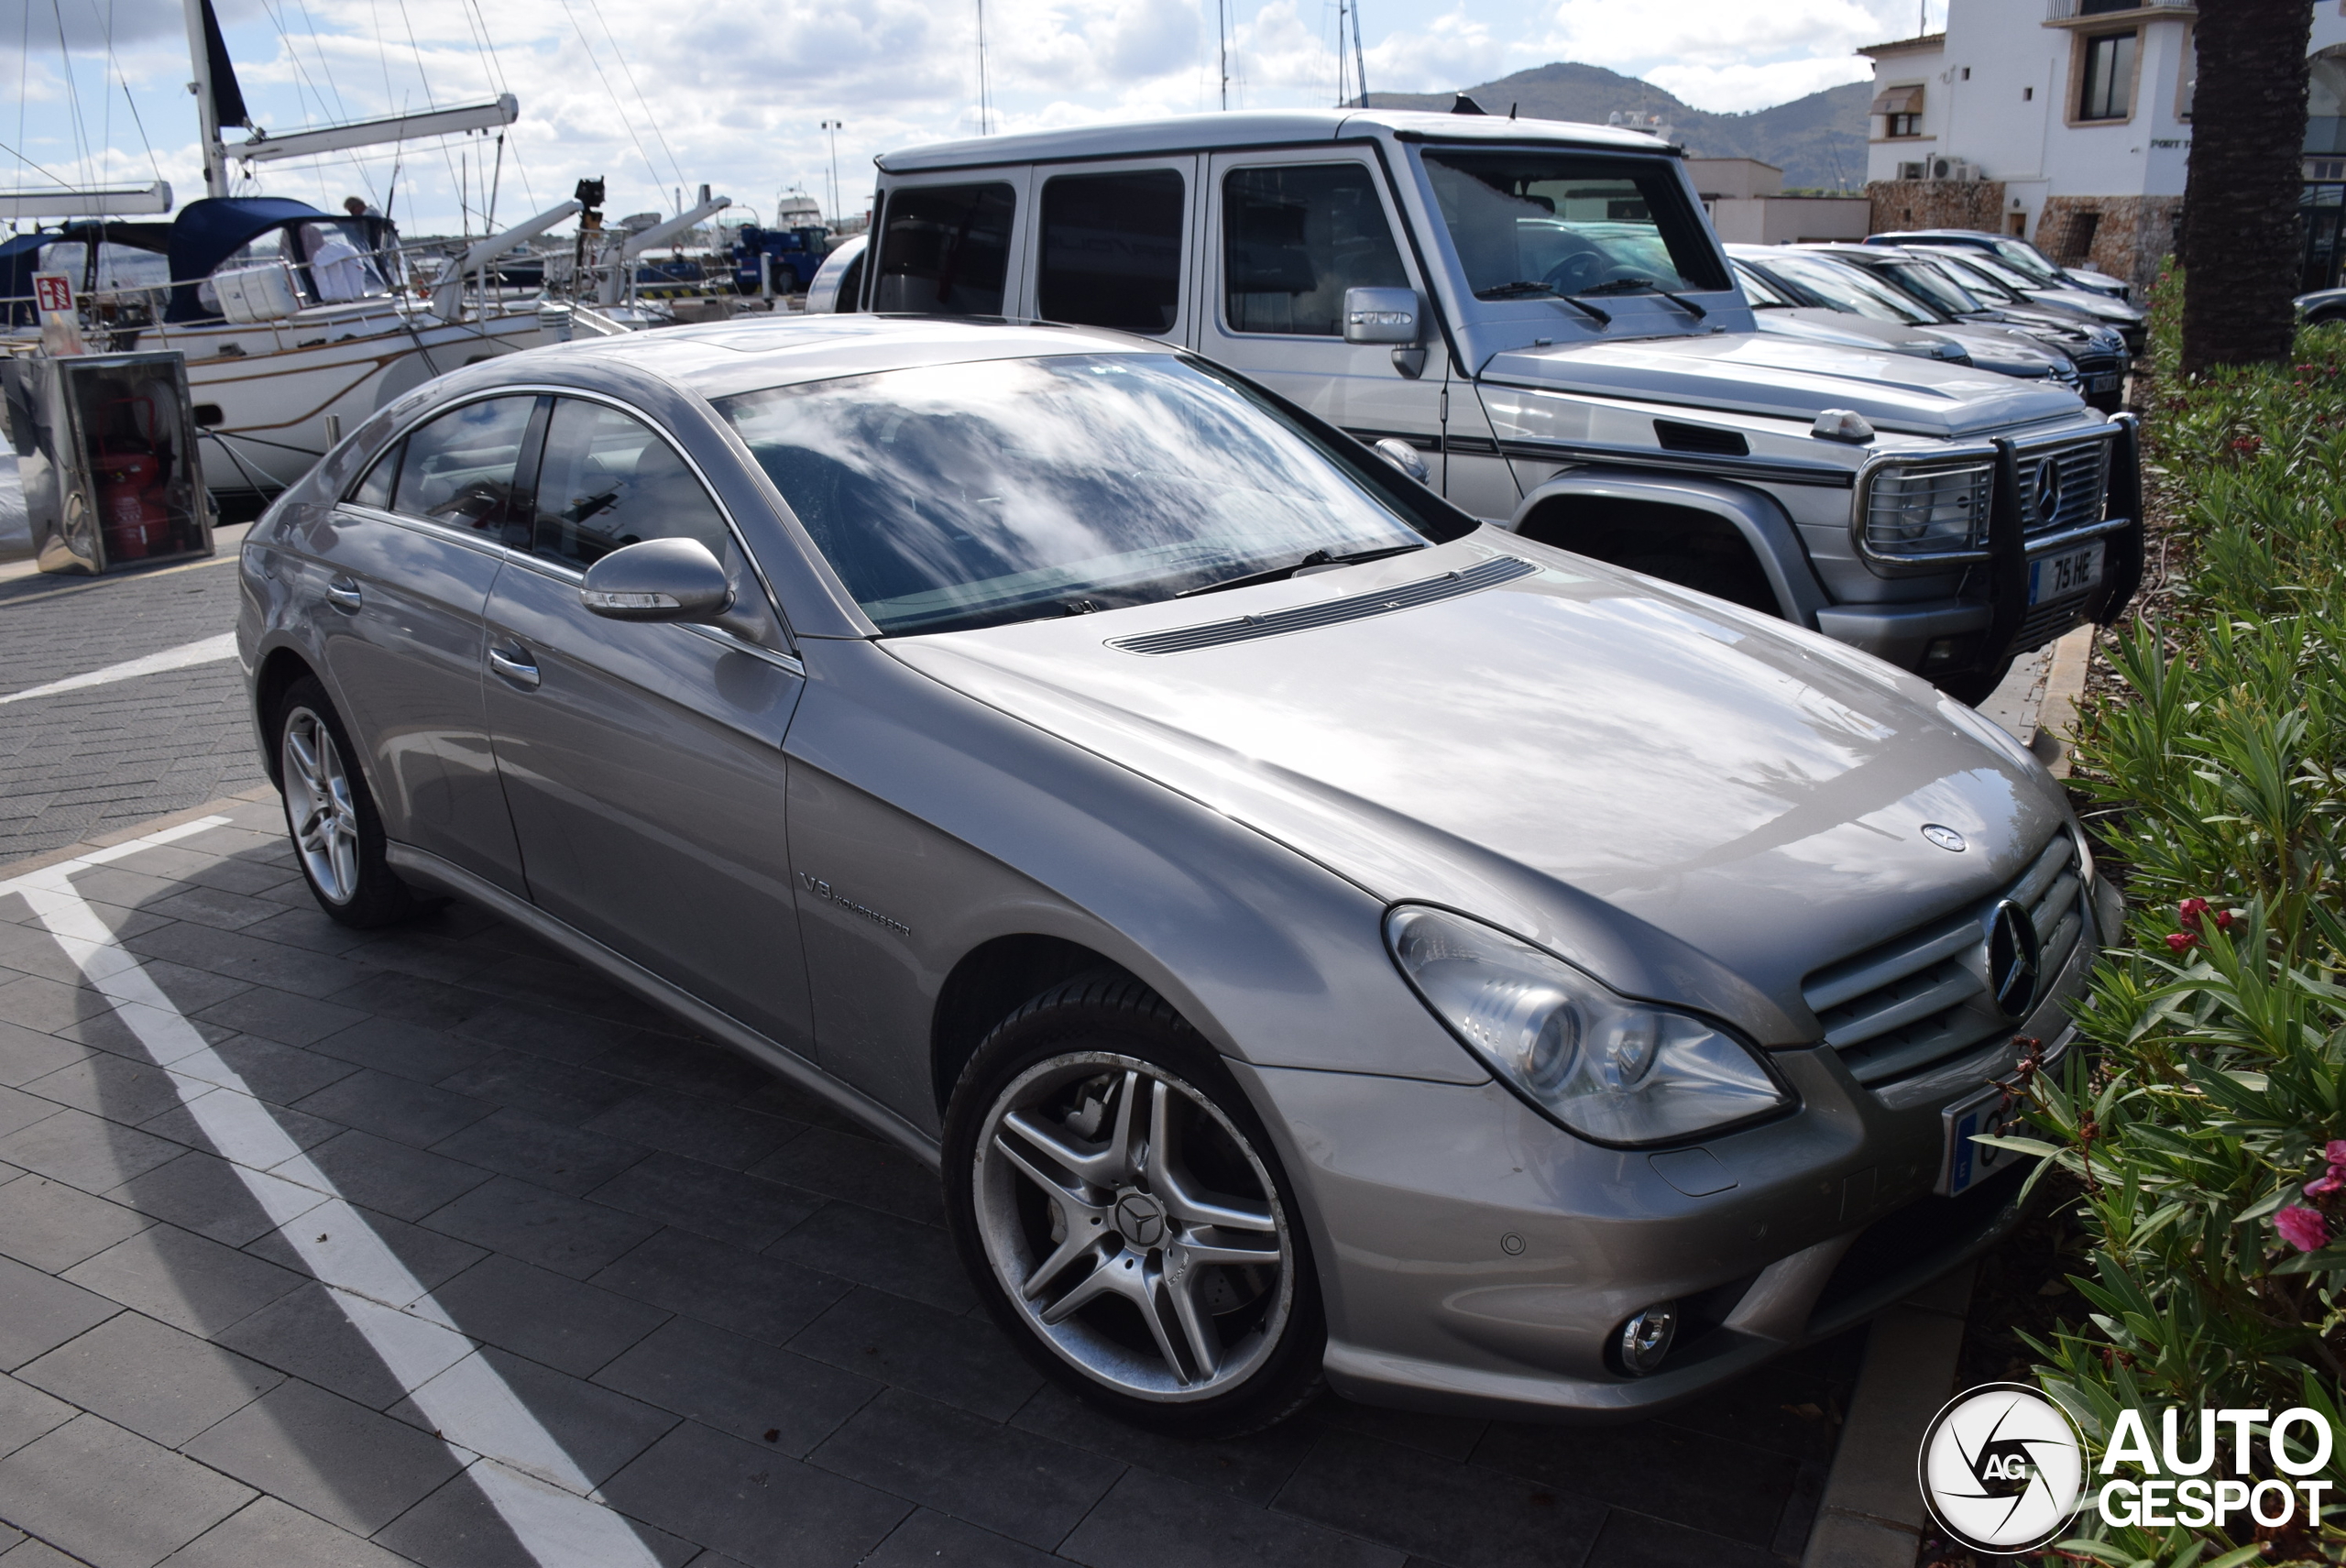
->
(1475, 330, 2082, 438)
(1924, 323, 2072, 373)
(885, 536, 2066, 1042)
(1751, 308, 1960, 361)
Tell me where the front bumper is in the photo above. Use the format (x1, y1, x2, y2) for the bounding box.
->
(1242, 874, 2112, 1423)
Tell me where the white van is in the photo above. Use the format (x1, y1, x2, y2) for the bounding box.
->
(842, 107, 2140, 700)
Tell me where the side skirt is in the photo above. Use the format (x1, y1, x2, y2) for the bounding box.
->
(384, 841, 945, 1171)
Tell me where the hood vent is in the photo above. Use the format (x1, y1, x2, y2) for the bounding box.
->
(1654, 419, 1749, 456)
(1111, 554, 1537, 656)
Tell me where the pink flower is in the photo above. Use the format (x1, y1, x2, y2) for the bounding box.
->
(2276, 1206, 2331, 1253)
(2326, 1140, 2346, 1168)
(2214, 908, 2236, 931)
(2178, 898, 2210, 929)
(2309, 1172, 2344, 1198)
(2165, 932, 2198, 953)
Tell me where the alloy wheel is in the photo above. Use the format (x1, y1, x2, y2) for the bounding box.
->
(281, 707, 360, 905)
(971, 1051, 1293, 1401)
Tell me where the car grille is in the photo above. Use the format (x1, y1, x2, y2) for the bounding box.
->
(2014, 589, 2093, 652)
(1800, 832, 2088, 1088)
(2018, 440, 2109, 536)
(1110, 555, 1535, 655)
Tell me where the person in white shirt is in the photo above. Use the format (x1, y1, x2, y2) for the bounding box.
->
(303, 224, 380, 302)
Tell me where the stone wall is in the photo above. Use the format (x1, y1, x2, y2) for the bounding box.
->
(2033, 195, 2182, 295)
(1865, 179, 2007, 235)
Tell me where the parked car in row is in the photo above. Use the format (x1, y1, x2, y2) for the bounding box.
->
(1866, 227, 2134, 303)
(2297, 285, 2346, 326)
(1728, 246, 2086, 392)
(832, 109, 2140, 703)
(1904, 244, 2147, 356)
(1730, 259, 1981, 368)
(243, 312, 2120, 1432)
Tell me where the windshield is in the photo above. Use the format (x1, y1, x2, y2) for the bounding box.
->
(1732, 263, 1790, 307)
(1867, 258, 1986, 316)
(717, 354, 1441, 636)
(1928, 249, 2034, 300)
(1420, 149, 1728, 305)
(1754, 251, 1938, 324)
(1986, 238, 2066, 284)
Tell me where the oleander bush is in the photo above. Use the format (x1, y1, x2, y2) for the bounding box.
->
(1993, 277, 2346, 1565)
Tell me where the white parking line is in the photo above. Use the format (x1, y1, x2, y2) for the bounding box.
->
(3, 817, 664, 1567)
(0, 632, 239, 707)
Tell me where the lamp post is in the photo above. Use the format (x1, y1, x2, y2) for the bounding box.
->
(820, 120, 844, 227)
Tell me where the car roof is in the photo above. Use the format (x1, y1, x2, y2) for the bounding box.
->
(875, 108, 1673, 174)
(505, 313, 1168, 402)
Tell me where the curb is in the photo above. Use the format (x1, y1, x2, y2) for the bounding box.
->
(1801, 622, 2099, 1568)
(0, 784, 278, 884)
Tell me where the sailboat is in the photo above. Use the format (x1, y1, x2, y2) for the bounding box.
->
(0, 0, 574, 493)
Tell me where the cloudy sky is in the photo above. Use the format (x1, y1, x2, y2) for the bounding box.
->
(5, 0, 1929, 237)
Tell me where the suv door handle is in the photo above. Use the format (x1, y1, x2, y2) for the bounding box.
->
(488, 643, 541, 689)
(325, 576, 363, 613)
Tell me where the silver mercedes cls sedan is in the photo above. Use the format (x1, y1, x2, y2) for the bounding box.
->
(237, 315, 2116, 1436)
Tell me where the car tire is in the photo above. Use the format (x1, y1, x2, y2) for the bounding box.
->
(273, 675, 432, 929)
(944, 973, 1325, 1438)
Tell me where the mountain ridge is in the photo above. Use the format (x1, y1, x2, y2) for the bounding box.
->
(1365, 61, 1869, 192)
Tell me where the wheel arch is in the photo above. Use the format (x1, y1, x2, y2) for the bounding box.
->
(1507, 469, 1829, 627)
(252, 642, 320, 787)
(930, 933, 1140, 1118)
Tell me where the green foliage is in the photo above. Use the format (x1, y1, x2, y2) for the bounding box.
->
(2013, 273, 2346, 1563)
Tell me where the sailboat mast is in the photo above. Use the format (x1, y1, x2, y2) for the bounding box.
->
(182, 0, 229, 197)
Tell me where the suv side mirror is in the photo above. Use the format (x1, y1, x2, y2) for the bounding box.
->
(1343, 287, 1422, 345)
(580, 536, 772, 641)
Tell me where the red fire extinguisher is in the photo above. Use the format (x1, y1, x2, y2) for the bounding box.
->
(95, 396, 173, 562)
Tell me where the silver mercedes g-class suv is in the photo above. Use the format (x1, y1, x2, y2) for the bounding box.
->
(850, 106, 2142, 700)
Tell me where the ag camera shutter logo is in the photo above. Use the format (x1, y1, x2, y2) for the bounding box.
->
(1918, 1383, 2088, 1553)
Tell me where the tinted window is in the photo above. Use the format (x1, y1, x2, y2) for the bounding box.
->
(1222, 164, 1409, 335)
(1038, 170, 1184, 334)
(529, 400, 729, 569)
(1422, 150, 1730, 302)
(349, 440, 400, 509)
(718, 354, 1441, 636)
(390, 396, 537, 538)
(871, 182, 1016, 314)
(1868, 258, 1985, 316)
(2080, 31, 2135, 121)
(1755, 252, 1937, 324)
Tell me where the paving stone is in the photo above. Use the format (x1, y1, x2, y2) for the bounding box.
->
(0, 1371, 76, 1462)
(585, 1152, 821, 1252)
(62, 1221, 305, 1337)
(463, 957, 674, 1032)
(237, 908, 373, 958)
(390, 1345, 679, 1486)
(1469, 1418, 1803, 1548)
(592, 1314, 876, 1457)
(127, 922, 375, 1000)
(810, 1386, 1118, 1550)
(1648, 1331, 1862, 1464)
(173, 1034, 357, 1105)
(419, 1177, 658, 1280)
(1272, 1429, 1608, 1568)
(182, 1378, 465, 1537)
(142, 884, 292, 933)
(0, 1532, 73, 1565)
(600, 1419, 908, 1568)
(289, 1131, 494, 1223)
(589, 1228, 851, 1348)
(213, 1283, 443, 1410)
(126, 958, 254, 1017)
(0, 1414, 256, 1568)
(433, 1055, 641, 1129)
(372, 1465, 696, 1568)
(582, 1091, 802, 1173)
(320, 971, 497, 1033)
(0, 1106, 183, 1198)
(0, 973, 116, 1034)
(0, 1174, 152, 1271)
(428, 1107, 646, 1197)
(192, 986, 366, 1048)
(0, 924, 93, 986)
(451, 1000, 645, 1066)
(1577, 1508, 1781, 1568)
(428, 1254, 671, 1378)
(158, 1497, 417, 1568)
(291, 1070, 496, 1148)
(762, 1202, 974, 1315)
(19, 1052, 194, 1128)
(104, 1150, 326, 1247)
(858, 1509, 1064, 1568)
(1011, 1383, 1319, 1508)
(789, 1288, 1039, 1423)
(586, 1032, 774, 1102)
(0, 1081, 61, 1137)
(749, 1127, 943, 1226)
(242, 1202, 486, 1296)
(0, 1022, 89, 1088)
(1310, 1400, 1487, 1464)
(137, 1089, 343, 1157)
(18, 1311, 281, 1447)
(309, 1017, 488, 1085)
(1063, 1467, 1409, 1568)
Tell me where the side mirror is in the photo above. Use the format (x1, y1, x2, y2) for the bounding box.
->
(579, 536, 771, 641)
(1371, 437, 1431, 485)
(1343, 287, 1422, 345)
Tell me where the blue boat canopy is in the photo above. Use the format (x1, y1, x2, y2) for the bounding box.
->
(166, 196, 324, 322)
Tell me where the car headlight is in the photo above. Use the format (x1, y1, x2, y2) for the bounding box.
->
(1386, 906, 1792, 1146)
(1856, 459, 1993, 564)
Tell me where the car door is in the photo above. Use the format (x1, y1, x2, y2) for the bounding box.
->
(479, 394, 817, 1058)
(309, 393, 534, 894)
(1202, 149, 1513, 518)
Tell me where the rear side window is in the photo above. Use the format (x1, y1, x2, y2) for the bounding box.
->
(1222, 164, 1409, 336)
(348, 440, 400, 509)
(871, 182, 1016, 315)
(390, 395, 538, 538)
(1038, 170, 1184, 334)
(528, 399, 730, 568)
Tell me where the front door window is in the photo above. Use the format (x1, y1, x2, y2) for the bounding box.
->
(1222, 164, 1409, 336)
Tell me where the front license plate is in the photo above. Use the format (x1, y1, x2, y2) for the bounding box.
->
(2027, 541, 2102, 605)
(1940, 1087, 2023, 1197)
(2086, 372, 2121, 392)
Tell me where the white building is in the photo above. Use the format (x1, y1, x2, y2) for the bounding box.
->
(1686, 158, 1871, 244)
(1859, 0, 2346, 291)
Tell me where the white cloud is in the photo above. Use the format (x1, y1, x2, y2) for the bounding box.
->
(1365, 7, 1506, 94)
(1647, 56, 1877, 114)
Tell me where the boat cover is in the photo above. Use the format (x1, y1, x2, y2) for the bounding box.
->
(166, 197, 324, 322)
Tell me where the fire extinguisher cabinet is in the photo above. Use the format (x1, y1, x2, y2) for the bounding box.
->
(0, 350, 215, 576)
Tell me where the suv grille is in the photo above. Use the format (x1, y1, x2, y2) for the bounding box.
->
(1800, 833, 2087, 1087)
(2018, 441, 2109, 536)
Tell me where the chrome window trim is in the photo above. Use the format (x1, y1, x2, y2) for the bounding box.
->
(1850, 444, 2000, 574)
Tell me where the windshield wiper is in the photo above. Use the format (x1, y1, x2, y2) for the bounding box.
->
(1176, 542, 1429, 598)
(1476, 280, 1610, 326)
(1575, 276, 1708, 320)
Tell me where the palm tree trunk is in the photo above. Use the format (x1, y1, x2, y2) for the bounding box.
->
(2180, 0, 2315, 375)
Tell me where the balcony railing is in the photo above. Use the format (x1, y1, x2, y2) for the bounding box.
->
(2045, 0, 2194, 21)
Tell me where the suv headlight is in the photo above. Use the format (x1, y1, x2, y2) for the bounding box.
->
(1856, 459, 1993, 565)
(1386, 906, 1792, 1146)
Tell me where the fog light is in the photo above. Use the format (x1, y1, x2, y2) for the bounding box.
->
(1616, 1302, 1678, 1376)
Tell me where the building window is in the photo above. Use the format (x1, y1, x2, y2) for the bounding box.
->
(1871, 82, 1924, 138)
(2023, 85, 2034, 101)
(2063, 210, 2102, 264)
(1887, 112, 1923, 137)
(2078, 31, 2136, 121)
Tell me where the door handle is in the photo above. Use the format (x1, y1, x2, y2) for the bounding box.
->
(325, 576, 363, 613)
(488, 644, 541, 689)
